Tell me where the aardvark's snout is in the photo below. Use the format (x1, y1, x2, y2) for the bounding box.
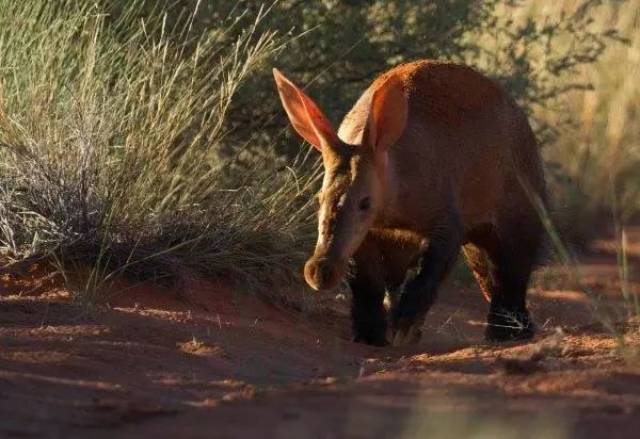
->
(304, 256, 347, 291)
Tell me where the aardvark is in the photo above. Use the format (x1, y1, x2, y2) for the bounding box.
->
(273, 60, 547, 346)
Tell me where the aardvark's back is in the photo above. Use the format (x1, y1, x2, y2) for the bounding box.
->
(338, 59, 546, 231)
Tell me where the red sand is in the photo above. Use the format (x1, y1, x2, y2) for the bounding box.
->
(1, 230, 640, 438)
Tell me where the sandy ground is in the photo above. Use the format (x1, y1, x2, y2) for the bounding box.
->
(1, 230, 640, 438)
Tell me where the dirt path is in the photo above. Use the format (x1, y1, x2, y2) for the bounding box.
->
(1, 231, 640, 438)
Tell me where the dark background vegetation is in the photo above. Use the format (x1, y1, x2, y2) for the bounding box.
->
(163, 0, 622, 157)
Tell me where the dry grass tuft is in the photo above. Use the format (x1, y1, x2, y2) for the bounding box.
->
(0, 1, 319, 303)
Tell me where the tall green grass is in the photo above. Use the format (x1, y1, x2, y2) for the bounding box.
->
(0, 1, 319, 302)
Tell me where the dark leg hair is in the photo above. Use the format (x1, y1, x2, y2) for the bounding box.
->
(485, 242, 539, 341)
(391, 218, 463, 345)
(468, 217, 541, 342)
(349, 238, 388, 346)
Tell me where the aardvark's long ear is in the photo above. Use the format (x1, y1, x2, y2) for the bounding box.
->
(273, 68, 337, 151)
(365, 75, 408, 155)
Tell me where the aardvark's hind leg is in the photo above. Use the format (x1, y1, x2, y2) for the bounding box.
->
(484, 219, 542, 342)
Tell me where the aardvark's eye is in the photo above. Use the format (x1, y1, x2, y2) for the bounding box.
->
(359, 197, 371, 211)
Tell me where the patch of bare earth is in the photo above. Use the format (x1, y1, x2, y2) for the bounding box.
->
(1, 229, 640, 438)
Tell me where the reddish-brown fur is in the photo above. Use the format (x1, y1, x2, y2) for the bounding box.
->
(274, 60, 547, 346)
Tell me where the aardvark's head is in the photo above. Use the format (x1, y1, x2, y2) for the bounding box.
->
(273, 69, 407, 291)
